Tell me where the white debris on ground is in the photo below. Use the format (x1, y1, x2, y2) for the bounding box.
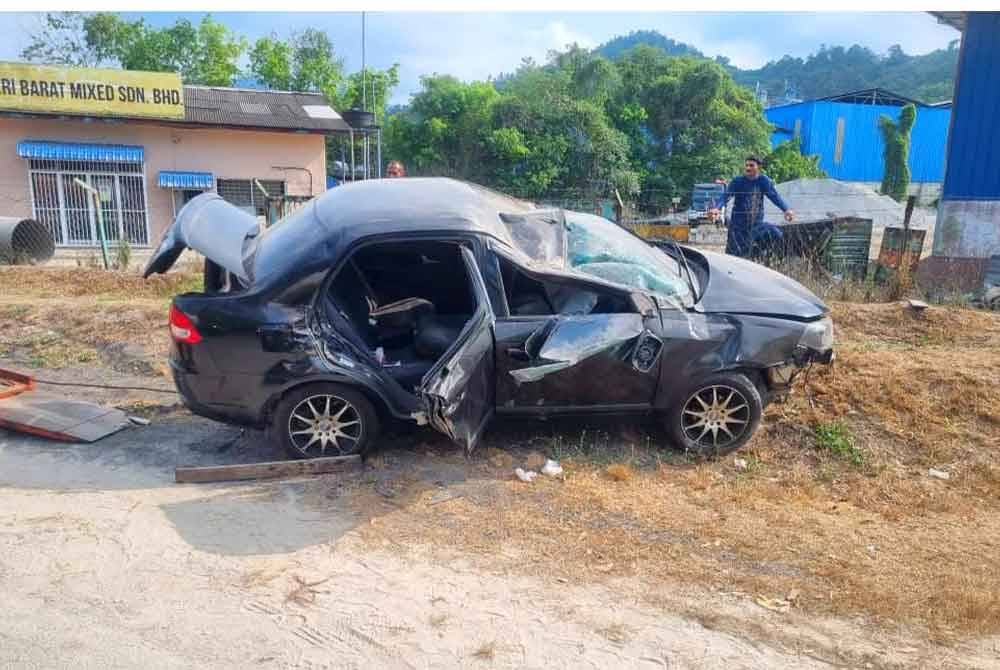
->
(514, 467, 538, 483)
(764, 179, 938, 259)
(541, 459, 563, 477)
(928, 468, 951, 480)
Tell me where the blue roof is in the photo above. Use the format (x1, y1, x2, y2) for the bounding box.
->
(16, 140, 144, 163)
(158, 171, 215, 190)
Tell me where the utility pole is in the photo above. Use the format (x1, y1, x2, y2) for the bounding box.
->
(361, 11, 368, 179)
(361, 11, 367, 111)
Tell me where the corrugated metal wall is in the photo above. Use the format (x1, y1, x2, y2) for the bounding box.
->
(942, 12, 1000, 200)
(765, 101, 950, 183)
(765, 102, 813, 149)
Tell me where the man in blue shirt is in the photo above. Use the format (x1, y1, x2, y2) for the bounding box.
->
(709, 156, 795, 258)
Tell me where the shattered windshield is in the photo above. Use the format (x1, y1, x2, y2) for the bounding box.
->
(564, 212, 692, 301)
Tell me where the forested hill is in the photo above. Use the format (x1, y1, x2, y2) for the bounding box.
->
(595, 30, 707, 60)
(594, 30, 959, 103)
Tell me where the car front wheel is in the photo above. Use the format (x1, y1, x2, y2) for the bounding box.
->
(273, 383, 379, 459)
(666, 372, 762, 457)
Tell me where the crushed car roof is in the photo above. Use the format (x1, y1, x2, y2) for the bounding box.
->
(250, 178, 537, 288)
(144, 177, 693, 307)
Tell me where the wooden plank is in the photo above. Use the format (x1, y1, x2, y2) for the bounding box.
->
(175, 454, 362, 484)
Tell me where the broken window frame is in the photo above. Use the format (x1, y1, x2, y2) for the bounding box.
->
(487, 241, 664, 318)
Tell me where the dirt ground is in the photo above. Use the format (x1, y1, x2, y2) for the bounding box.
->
(2, 266, 1000, 669)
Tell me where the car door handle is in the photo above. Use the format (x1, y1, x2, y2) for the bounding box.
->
(506, 347, 530, 362)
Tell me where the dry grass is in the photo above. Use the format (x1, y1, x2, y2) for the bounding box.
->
(238, 569, 284, 590)
(355, 301, 1000, 640)
(471, 640, 497, 661)
(0, 266, 202, 299)
(597, 623, 631, 644)
(605, 463, 635, 482)
(0, 296, 171, 375)
(285, 574, 332, 607)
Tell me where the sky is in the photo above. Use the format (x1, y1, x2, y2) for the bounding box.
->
(5, 12, 959, 105)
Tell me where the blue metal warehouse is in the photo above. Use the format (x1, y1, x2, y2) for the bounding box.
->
(930, 12, 1000, 260)
(765, 89, 951, 191)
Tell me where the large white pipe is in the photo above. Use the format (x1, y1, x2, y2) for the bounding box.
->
(0, 217, 55, 263)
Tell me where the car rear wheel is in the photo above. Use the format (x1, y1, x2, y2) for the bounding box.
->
(273, 384, 379, 459)
(666, 373, 762, 458)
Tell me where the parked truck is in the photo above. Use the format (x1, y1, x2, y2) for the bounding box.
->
(686, 183, 726, 225)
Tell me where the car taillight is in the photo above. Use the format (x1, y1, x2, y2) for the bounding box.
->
(169, 304, 202, 344)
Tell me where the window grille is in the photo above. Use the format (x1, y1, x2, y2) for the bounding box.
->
(216, 179, 285, 218)
(27, 158, 150, 247)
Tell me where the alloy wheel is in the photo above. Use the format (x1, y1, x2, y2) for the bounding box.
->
(287, 394, 362, 456)
(681, 384, 751, 450)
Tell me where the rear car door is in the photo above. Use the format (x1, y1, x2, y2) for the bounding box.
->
(419, 246, 495, 451)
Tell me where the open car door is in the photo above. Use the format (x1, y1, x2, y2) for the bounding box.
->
(419, 246, 495, 451)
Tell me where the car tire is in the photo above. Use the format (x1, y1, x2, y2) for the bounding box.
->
(273, 383, 379, 459)
(665, 372, 763, 458)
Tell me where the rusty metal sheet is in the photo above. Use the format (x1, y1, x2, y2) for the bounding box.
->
(0, 370, 130, 442)
(0, 369, 33, 400)
(877, 227, 926, 276)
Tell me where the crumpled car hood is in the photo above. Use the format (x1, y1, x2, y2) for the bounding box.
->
(694, 249, 827, 320)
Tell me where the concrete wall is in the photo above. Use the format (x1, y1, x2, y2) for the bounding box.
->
(0, 116, 327, 247)
(933, 200, 1000, 258)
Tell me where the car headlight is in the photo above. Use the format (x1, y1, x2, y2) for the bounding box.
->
(798, 317, 834, 351)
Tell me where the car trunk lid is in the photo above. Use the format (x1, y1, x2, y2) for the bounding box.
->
(143, 193, 259, 283)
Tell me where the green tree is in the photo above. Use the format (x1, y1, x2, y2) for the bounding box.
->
(23, 13, 246, 86)
(879, 103, 916, 202)
(250, 29, 345, 94)
(384, 75, 499, 177)
(290, 29, 343, 94)
(249, 35, 294, 90)
(78, 14, 246, 86)
(763, 138, 827, 183)
(488, 91, 637, 198)
(612, 46, 771, 209)
(386, 41, 766, 211)
(335, 64, 401, 122)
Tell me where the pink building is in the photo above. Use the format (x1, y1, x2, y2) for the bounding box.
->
(0, 83, 354, 258)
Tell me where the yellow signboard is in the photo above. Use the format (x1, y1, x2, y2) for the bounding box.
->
(0, 62, 184, 120)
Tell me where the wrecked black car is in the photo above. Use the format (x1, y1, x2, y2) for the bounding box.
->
(144, 178, 834, 458)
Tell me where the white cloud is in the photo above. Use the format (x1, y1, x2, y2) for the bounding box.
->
(375, 14, 600, 103)
(537, 20, 596, 52)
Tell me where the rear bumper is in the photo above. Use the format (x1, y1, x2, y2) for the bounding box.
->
(170, 359, 261, 426)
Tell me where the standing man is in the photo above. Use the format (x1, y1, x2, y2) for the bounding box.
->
(710, 156, 795, 259)
(386, 160, 406, 178)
